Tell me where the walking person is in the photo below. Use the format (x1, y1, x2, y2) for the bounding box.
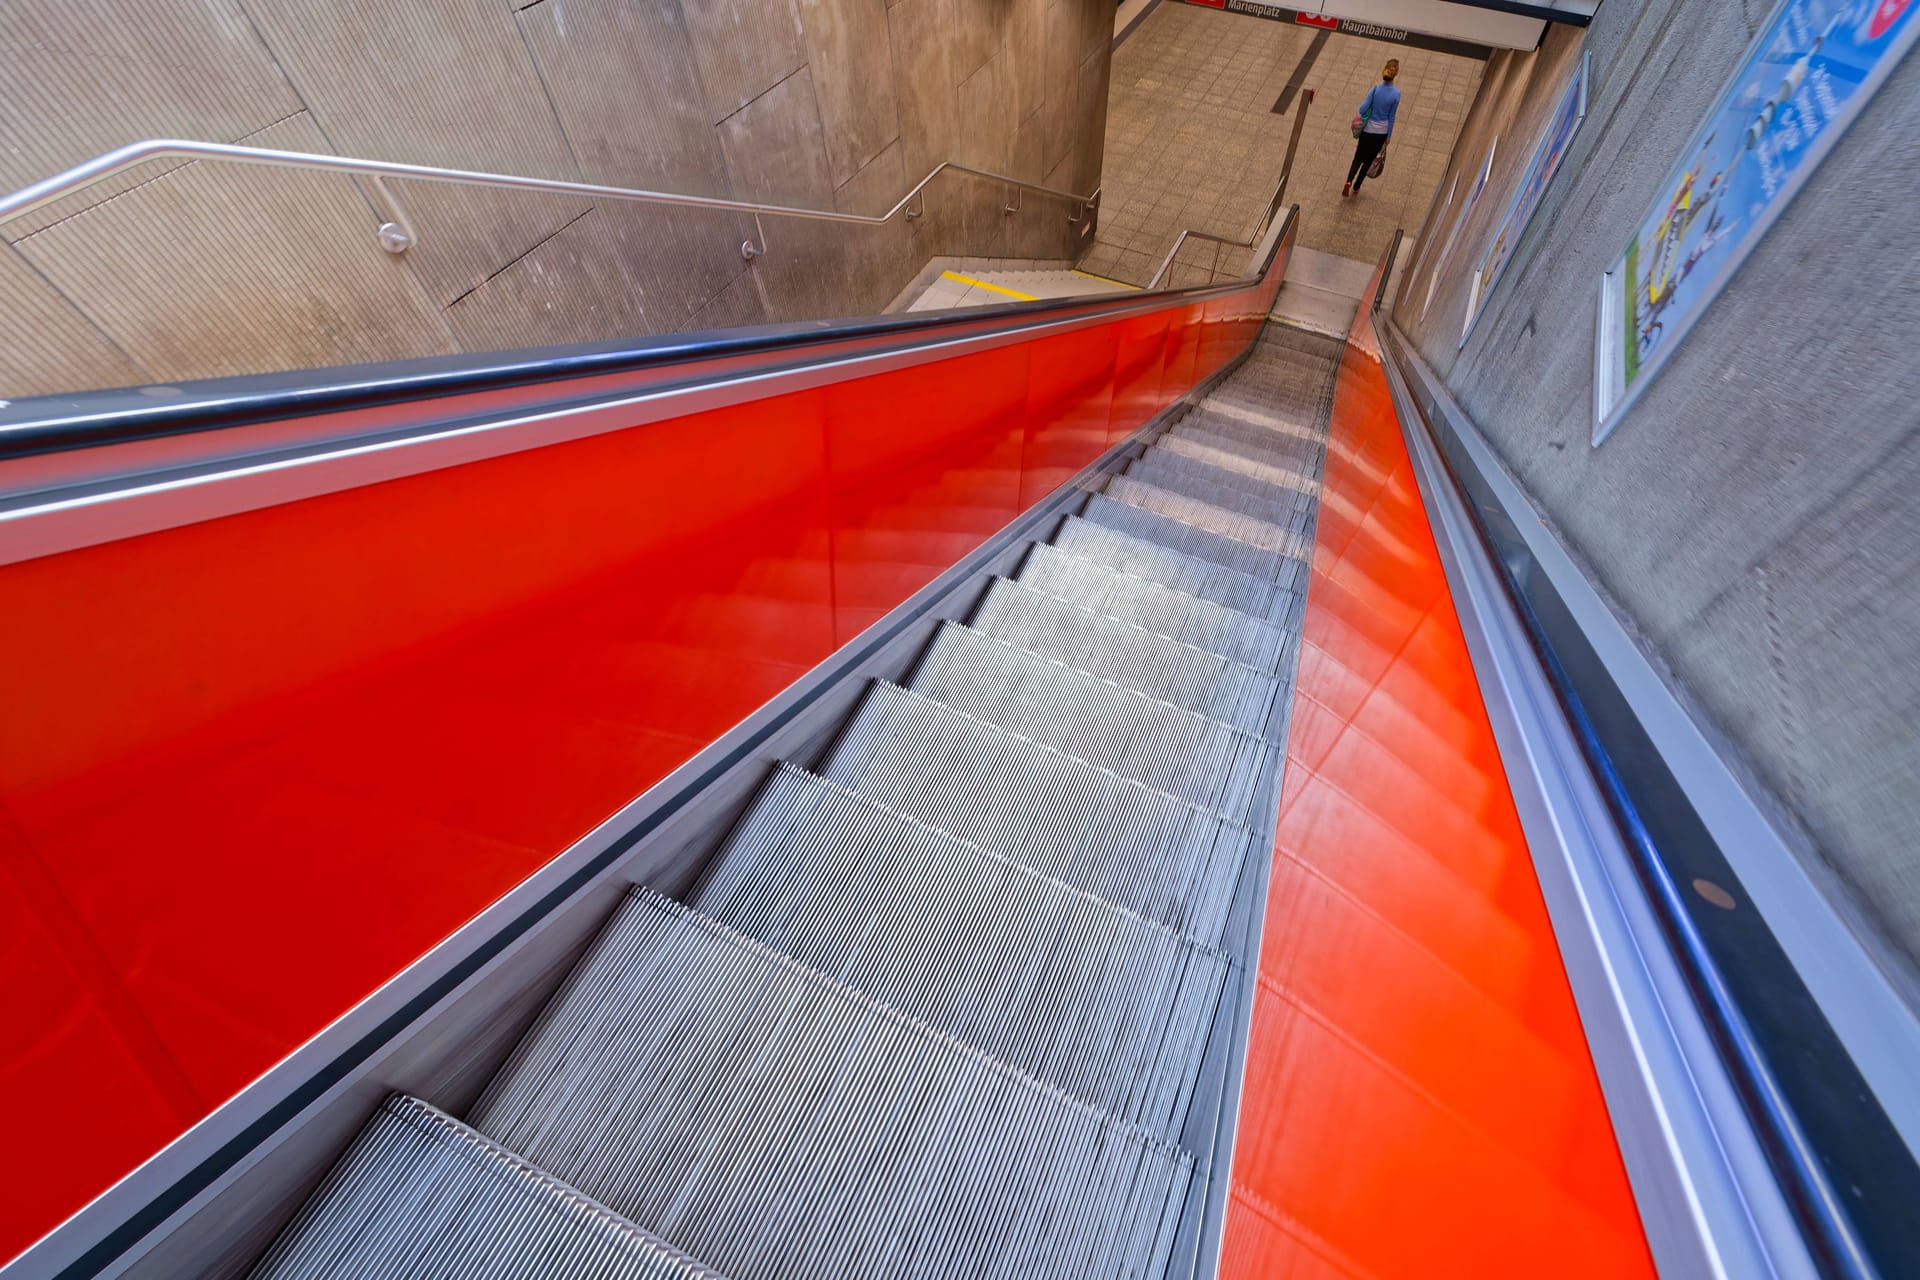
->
(1344, 60, 1402, 197)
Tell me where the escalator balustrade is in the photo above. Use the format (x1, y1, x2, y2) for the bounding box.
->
(252, 324, 1343, 1280)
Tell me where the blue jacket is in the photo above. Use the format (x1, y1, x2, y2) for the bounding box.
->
(1359, 83, 1401, 136)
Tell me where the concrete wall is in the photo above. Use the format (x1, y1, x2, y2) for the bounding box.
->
(0, 0, 1112, 397)
(1392, 7, 1920, 999)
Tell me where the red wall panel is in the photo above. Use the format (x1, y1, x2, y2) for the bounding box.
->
(1215, 296, 1653, 1277)
(0, 283, 1267, 1261)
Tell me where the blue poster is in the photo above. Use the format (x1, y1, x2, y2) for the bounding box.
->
(1462, 51, 1589, 344)
(1595, 0, 1920, 441)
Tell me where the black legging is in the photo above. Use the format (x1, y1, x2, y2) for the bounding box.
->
(1348, 133, 1389, 190)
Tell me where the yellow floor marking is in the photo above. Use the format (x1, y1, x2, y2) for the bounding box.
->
(939, 270, 1039, 301)
(1071, 269, 1142, 290)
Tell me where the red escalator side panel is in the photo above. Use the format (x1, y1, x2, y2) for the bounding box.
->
(1216, 309, 1655, 1278)
(0, 290, 1254, 1261)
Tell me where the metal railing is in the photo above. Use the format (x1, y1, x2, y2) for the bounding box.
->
(1144, 86, 1312, 291)
(1373, 227, 1403, 313)
(0, 138, 1100, 260)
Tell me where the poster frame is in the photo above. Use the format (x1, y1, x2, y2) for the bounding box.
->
(1460, 48, 1591, 347)
(1592, 0, 1920, 444)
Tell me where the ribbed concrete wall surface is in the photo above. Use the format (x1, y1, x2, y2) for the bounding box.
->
(0, 0, 1112, 395)
(1393, 6, 1920, 1003)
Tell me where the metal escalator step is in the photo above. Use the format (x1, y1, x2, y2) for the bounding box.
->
(1104, 478, 1314, 564)
(1180, 407, 1325, 461)
(1015, 542, 1292, 669)
(693, 764, 1230, 1137)
(1052, 515, 1290, 620)
(908, 622, 1267, 820)
(1154, 433, 1321, 499)
(1191, 397, 1326, 446)
(470, 890, 1192, 1280)
(971, 577, 1280, 734)
(1169, 420, 1320, 473)
(251, 1095, 725, 1280)
(1130, 448, 1315, 516)
(1212, 364, 1332, 401)
(1126, 453, 1318, 533)
(1080, 493, 1287, 585)
(822, 682, 1252, 944)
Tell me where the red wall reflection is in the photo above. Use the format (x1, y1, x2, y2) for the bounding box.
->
(0, 267, 1278, 1260)
(1215, 302, 1653, 1275)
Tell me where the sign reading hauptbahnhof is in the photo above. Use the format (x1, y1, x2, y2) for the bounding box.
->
(1184, 0, 1495, 58)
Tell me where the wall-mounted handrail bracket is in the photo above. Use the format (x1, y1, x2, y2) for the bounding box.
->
(366, 174, 417, 254)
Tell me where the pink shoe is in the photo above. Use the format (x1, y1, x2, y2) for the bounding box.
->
(1342, 182, 1352, 198)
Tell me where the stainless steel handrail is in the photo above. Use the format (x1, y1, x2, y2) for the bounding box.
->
(1148, 205, 1283, 290)
(1144, 84, 1310, 291)
(0, 138, 1101, 258)
(1372, 227, 1403, 313)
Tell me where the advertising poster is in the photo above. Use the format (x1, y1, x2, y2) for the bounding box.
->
(1421, 140, 1497, 322)
(1594, 0, 1920, 442)
(1461, 50, 1590, 344)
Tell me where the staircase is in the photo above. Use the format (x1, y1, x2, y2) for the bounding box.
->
(250, 323, 1343, 1280)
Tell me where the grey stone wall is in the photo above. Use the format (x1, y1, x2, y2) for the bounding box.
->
(0, 0, 1112, 396)
(1392, 5, 1920, 998)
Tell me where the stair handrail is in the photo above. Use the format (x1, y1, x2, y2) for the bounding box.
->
(1145, 84, 1309, 291)
(1146, 182, 1289, 291)
(0, 138, 1101, 259)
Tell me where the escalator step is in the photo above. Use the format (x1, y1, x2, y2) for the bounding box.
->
(251, 1096, 725, 1280)
(1154, 434, 1321, 500)
(1167, 421, 1320, 474)
(909, 623, 1267, 820)
(1189, 396, 1327, 447)
(1125, 454, 1318, 534)
(822, 681, 1251, 945)
(1130, 447, 1315, 512)
(1052, 515, 1290, 620)
(1081, 494, 1288, 585)
(1103, 478, 1314, 564)
(971, 577, 1281, 734)
(1205, 371, 1331, 413)
(1219, 348, 1336, 381)
(1177, 408, 1325, 464)
(1015, 542, 1293, 669)
(469, 891, 1192, 1280)
(693, 764, 1229, 1137)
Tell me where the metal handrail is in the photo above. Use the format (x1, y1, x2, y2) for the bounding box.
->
(1372, 227, 1403, 313)
(1144, 205, 1282, 289)
(0, 138, 1100, 258)
(1145, 85, 1310, 291)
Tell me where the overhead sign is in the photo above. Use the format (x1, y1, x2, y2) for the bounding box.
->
(1594, 0, 1920, 443)
(1461, 50, 1590, 344)
(1444, 0, 1598, 22)
(1200, 1, 1497, 58)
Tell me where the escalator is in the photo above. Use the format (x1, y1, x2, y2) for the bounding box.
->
(246, 325, 1341, 1280)
(9, 200, 1918, 1280)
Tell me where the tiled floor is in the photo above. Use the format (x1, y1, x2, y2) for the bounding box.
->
(1080, 2, 1481, 283)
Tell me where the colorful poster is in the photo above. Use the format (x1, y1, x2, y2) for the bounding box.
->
(1595, 0, 1920, 442)
(1461, 50, 1589, 344)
